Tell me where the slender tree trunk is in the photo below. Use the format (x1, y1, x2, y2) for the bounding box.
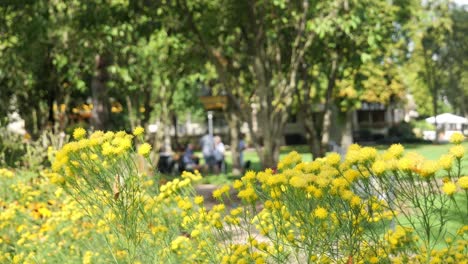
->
(126, 95, 136, 132)
(320, 54, 339, 156)
(150, 118, 164, 168)
(172, 113, 180, 150)
(91, 54, 110, 130)
(303, 109, 321, 159)
(298, 62, 321, 159)
(254, 52, 281, 168)
(340, 110, 354, 154)
(432, 89, 439, 143)
(224, 103, 241, 174)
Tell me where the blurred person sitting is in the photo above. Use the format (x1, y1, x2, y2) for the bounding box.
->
(182, 143, 200, 172)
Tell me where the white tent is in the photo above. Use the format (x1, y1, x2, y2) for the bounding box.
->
(426, 113, 468, 125)
(424, 113, 468, 141)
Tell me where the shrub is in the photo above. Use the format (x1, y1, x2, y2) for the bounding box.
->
(1, 129, 466, 263)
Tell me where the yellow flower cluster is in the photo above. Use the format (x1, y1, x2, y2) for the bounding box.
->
(450, 132, 465, 144)
(133, 126, 144, 136)
(138, 142, 152, 156)
(0, 168, 14, 178)
(4, 128, 466, 264)
(73, 127, 86, 140)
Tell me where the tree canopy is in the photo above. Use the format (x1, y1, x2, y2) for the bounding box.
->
(1, 0, 466, 168)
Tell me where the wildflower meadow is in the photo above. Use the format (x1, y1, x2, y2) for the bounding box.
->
(1, 128, 466, 263)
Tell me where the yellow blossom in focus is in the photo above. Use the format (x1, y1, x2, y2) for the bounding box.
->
(133, 126, 144, 136)
(73, 127, 86, 140)
(138, 143, 152, 156)
(278, 151, 301, 170)
(350, 196, 362, 207)
(457, 176, 468, 189)
(372, 160, 387, 175)
(238, 186, 257, 203)
(314, 206, 328, 219)
(450, 132, 465, 144)
(343, 169, 359, 182)
(442, 182, 457, 195)
(359, 147, 377, 162)
(387, 144, 404, 158)
(233, 180, 243, 189)
(213, 185, 230, 199)
(326, 153, 341, 166)
(243, 171, 256, 181)
(194, 196, 204, 205)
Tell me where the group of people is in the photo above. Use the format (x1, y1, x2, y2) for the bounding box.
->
(182, 132, 246, 174)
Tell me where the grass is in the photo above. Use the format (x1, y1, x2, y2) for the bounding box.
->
(395, 192, 467, 249)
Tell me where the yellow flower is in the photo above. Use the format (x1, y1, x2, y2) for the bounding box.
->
(372, 160, 387, 175)
(442, 182, 457, 195)
(419, 160, 439, 178)
(138, 143, 152, 156)
(450, 145, 465, 159)
(83, 251, 94, 264)
(238, 187, 257, 202)
(343, 169, 359, 182)
(450, 132, 465, 144)
(0, 168, 14, 178)
(387, 144, 404, 158)
(289, 176, 308, 188)
(326, 153, 341, 166)
(73, 127, 86, 140)
(350, 196, 362, 207)
(133, 126, 145, 136)
(313, 207, 328, 219)
(457, 176, 468, 189)
(213, 185, 230, 199)
(438, 154, 454, 170)
(278, 151, 302, 169)
(194, 196, 204, 205)
(233, 180, 243, 189)
(359, 147, 377, 162)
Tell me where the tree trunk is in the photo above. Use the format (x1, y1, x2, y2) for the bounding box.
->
(432, 90, 439, 143)
(126, 95, 136, 132)
(91, 54, 110, 130)
(253, 52, 282, 169)
(224, 104, 241, 174)
(172, 113, 180, 150)
(340, 110, 354, 154)
(320, 55, 338, 156)
(303, 110, 321, 159)
(151, 98, 171, 167)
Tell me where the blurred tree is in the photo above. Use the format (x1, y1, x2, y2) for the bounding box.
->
(176, 0, 349, 168)
(405, 0, 457, 142)
(441, 5, 467, 117)
(295, 0, 408, 157)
